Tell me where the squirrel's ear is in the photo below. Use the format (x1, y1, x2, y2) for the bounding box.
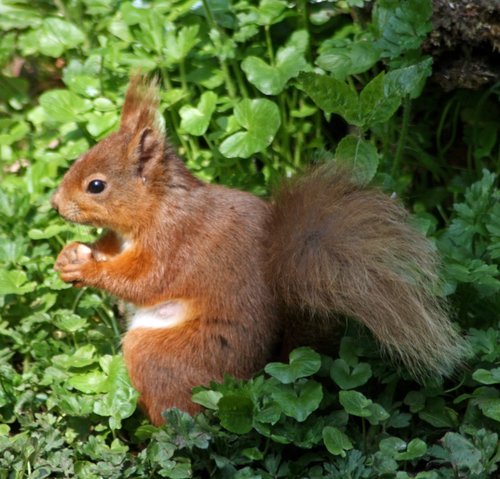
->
(120, 76, 159, 134)
(128, 127, 165, 178)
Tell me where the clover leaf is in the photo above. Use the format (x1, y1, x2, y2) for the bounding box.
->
(219, 98, 280, 158)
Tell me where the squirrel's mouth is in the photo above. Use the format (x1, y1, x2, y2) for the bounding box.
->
(59, 211, 95, 227)
(56, 204, 108, 229)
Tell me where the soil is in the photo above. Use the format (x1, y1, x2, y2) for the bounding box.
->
(424, 0, 500, 90)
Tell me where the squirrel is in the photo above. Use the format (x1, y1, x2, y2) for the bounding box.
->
(52, 76, 468, 426)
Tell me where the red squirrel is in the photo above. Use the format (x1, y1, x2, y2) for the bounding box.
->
(52, 76, 468, 426)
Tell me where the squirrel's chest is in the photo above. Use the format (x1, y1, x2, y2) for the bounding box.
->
(128, 301, 186, 330)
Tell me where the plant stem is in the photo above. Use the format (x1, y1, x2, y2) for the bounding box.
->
(278, 94, 292, 165)
(392, 96, 411, 177)
(264, 26, 275, 64)
(362, 417, 367, 453)
(162, 70, 192, 155)
(96, 306, 120, 353)
(297, 0, 312, 62)
(179, 60, 188, 93)
(162, 70, 173, 90)
(201, 0, 237, 99)
(221, 61, 237, 99)
(232, 61, 249, 98)
(201, 0, 216, 27)
(71, 287, 86, 313)
(203, 133, 216, 154)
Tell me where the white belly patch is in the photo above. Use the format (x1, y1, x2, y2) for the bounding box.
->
(128, 301, 186, 330)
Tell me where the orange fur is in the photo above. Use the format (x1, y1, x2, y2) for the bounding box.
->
(53, 76, 468, 425)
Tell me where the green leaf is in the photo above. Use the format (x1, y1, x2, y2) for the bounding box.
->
(297, 72, 359, 125)
(373, 0, 433, 59)
(164, 25, 200, 63)
(335, 136, 379, 184)
(218, 394, 254, 434)
(265, 347, 321, 384)
(359, 73, 401, 127)
(487, 203, 500, 259)
(472, 394, 500, 422)
(219, 98, 280, 158)
(241, 56, 288, 96)
(254, 402, 281, 424)
(476, 397, 500, 422)
(28, 224, 71, 240)
(316, 39, 380, 80)
(272, 380, 323, 422)
(367, 403, 390, 425)
(471, 123, 498, 159)
(93, 355, 139, 429)
(191, 390, 223, 410)
(0, 3, 42, 30)
(241, 447, 264, 460)
(253, 0, 288, 26)
(322, 426, 353, 457)
(56, 390, 95, 416)
(330, 359, 372, 389)
(441, 432, 484, 475)
(64, 73, 101, 98)
(339, 337, 365, 366)
(418, 398, 457, 428)
(22, 18, 86, 57)
(52, 345, 97, 369)
(385, 57, 433, 99)
(0, 119, 29, 145)
(404, 390, 426, 412)
(86, 112, 119, 139)
(179, 92, 218, 136)
(54, 312, 88, 333)
(396, 439, 427, 461)
(473, 368, 500, 385)
(39, 90, 92, 123)
(68, 370, 108, 394)
(120, 2, 148, 25)
(379, 437, 406, 456)
(0, 270, 36, 295)
(339, 390, 373, 417)
(242, 30, 308, 95)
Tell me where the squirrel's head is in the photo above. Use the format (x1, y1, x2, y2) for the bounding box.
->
(52, 75, 200, 236)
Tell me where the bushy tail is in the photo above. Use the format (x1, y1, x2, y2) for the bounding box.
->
(268, 164, 468, 377)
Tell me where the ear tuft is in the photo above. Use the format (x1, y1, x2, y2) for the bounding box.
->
(120, 75, 161, 134)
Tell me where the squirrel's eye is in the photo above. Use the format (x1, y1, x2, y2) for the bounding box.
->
(87, 179, 106, 194)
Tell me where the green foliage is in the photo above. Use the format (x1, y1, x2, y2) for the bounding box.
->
(0, 0, 499, 477)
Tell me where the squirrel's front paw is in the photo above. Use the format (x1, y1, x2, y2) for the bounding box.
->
(55, 243, 96, 286)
